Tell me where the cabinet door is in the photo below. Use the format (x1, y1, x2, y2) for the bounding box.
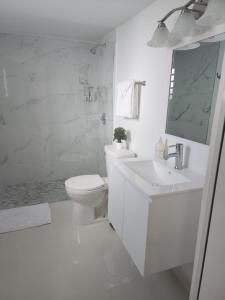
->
(108, 163, 125, 238)
(123, 180, 150, 276)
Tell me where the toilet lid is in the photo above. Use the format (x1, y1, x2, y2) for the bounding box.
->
(65, 175, 105, 191)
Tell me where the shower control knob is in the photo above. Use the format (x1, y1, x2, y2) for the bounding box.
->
(100, 113, 106, 125)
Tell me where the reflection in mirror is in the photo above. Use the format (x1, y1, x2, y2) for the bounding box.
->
(166, 34, 225, 145)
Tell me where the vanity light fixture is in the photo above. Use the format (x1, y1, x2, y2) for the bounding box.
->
(147, 0, 210, 48)
(201, 32, 225, 42)
(176, 42, 201, 50)
(147, 22, 170, 47)
(198, 0, 225, 26)
(171, 8, 197, 38)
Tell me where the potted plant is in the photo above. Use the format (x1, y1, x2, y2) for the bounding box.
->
(113, 127, 127, 150)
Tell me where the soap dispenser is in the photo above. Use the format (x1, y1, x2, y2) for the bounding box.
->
(155, 137, 164, 159)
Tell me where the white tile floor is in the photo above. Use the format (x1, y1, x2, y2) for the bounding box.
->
(0, 201, 189, 300)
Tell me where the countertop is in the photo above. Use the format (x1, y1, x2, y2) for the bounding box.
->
(113, 157, 205, 199)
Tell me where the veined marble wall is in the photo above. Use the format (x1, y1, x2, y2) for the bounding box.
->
(0, 33, 115, 188)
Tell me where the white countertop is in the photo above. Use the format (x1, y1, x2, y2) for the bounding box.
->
(104, 144, 136, 158)
(113, 157, 205, 199)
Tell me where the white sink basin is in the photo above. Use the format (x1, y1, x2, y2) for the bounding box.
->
(123, 160, 191, 187)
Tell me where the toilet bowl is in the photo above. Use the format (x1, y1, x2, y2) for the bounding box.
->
(65, 145, 135, 225)
(65, 174, 107, 225)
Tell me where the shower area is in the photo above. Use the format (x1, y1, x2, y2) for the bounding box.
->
(0, 33, 115, 209)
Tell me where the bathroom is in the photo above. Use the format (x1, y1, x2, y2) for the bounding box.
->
(0, 1, 225, 300)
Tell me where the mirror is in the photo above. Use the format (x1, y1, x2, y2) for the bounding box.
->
(166, 34, 225, 145)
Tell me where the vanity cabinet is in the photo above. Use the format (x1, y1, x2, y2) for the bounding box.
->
(123, 180, 150, 275)
(108, 162, 126, 238)
(108, 160, 202, 277)
(108, 163, 151, 275)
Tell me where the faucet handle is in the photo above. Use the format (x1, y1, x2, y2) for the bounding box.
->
(163, 144, 175, 159)
(164, 143, 184, 169)
(169, 143, 183, 149)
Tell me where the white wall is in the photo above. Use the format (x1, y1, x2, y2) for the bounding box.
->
(114, 0, 209, 175)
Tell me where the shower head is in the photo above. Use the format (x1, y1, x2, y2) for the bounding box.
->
(90, 46, 97, 55)
(90, 43, 106, 55)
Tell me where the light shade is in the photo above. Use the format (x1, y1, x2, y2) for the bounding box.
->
(198, 0, 225, 26)
(171, 8, 197, 38)
(177, 42, 201, 51)
(147, 22, 170, 48)
(201, 32, 225, 43)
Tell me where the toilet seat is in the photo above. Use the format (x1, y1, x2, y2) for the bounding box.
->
(65, 175, 105, 192)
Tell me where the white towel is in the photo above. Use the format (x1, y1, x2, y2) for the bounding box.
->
(0, 203, 52, 234)
(116, 80, 139, 118)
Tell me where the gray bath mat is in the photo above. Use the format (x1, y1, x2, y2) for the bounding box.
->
(0, 203, 52, 234)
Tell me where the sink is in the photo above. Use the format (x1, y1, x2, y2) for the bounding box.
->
(116, 158, 204, 197)
(123, 160, 191, 187)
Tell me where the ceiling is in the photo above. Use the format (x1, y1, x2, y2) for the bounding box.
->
(0, 0, 155, 42)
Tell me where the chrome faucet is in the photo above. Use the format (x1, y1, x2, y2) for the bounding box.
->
(164, 143, 183, 170)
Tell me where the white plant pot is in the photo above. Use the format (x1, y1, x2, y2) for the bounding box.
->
(115, 141, 127, 150)
(115, 142, 123, 150)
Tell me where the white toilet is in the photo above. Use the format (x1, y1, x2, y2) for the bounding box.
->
(65, 145, 135, 225)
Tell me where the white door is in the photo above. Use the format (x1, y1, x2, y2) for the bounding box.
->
(108, 164, 125, 238)
(199, 129, 225, 300)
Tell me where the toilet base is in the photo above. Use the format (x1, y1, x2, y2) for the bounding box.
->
(72, 200, 107, 225)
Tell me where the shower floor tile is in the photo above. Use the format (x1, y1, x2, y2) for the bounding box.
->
(0, 180, 68, 210)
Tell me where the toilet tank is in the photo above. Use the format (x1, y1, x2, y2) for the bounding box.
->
(104, 145, 135, 177)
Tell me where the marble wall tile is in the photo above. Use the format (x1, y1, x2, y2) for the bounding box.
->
(0, 33, 115, 202)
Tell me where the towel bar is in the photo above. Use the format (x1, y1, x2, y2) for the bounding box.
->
(135, 81, 146, 86)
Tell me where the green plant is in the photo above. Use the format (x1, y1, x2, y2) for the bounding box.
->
(113, 127, 127, 143)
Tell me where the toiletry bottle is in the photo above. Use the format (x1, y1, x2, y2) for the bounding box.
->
(155, 137, 164, 159)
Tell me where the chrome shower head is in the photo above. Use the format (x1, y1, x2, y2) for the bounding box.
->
(90, 43, 106, 55)
(90, 46, 97, 55)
